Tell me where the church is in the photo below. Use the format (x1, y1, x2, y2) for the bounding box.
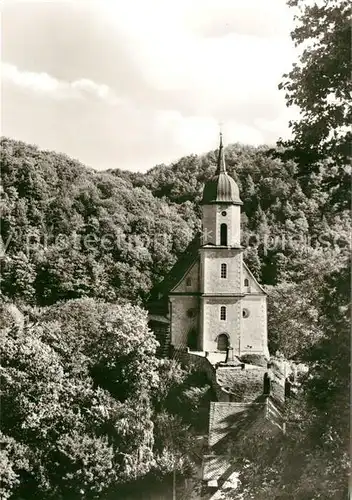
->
(148, 134, 269, 359)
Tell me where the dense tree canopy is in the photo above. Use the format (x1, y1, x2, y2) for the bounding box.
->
(0, 133, 349, 497)
(0, 299, 160, 499)
(278, 0, 351, 208)
(0, 137, 198, 306)
(0, 3, 350, 498)
(0, 298, 212, 499)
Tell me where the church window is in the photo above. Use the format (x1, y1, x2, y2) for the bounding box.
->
(244, 278, 249, 286)
(187, 308, 196, 318)
(220, 306, 226, 320)
(220, 223, 228, 245)
(221, 211, 227, 216)
(243, 308, 250, 318)
(221, 263, 227, 278)
(186, 277, 192, 287)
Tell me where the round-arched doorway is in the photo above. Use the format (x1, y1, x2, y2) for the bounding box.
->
(217, 333, 229, 351)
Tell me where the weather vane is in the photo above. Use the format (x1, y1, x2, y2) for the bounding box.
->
(218, 121, 224, 144)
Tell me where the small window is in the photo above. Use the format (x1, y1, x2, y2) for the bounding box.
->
(221, 263, 227, 278)
(187, 308, 196, 318)
(243, 308, 250, 318)
(244, 278, 249, 287)
(221, 211, 227, 216)
(220, 306, 226, 321)
(186, 277, 192, 287)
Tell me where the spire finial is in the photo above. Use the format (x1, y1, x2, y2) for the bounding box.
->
(217, 123, 226, 174)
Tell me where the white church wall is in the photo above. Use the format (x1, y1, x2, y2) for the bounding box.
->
(240, 295, 268, 356)
(166, 169, 269, 358)
(202, 205, 217, 245)
(227, 204, 241, 246)
(170, 295, 199, 348)
(201, 249, 242, 295)
(202, 297, 242, 353)
(202, 204, 241, 246)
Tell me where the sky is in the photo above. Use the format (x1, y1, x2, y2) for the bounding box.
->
(1, 0, 298, 172)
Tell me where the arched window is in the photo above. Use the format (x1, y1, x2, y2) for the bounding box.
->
(220, 263, 227, 278)
(217, 333, 229, 351)
(220, 223, 228, 245)
(186, 277, 192, 287)
(220, 306, 226, 321)
(244, 278, 249, 287)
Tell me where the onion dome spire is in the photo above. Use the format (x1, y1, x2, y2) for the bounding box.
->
(201, 130, 242, 205)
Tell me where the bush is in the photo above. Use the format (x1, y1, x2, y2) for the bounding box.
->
(239, 354, 268, 367)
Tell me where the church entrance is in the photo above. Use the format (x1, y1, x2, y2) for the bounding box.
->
(217, 333, 229, 351)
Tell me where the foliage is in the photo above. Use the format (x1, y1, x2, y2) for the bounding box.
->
(0, 137, 198, 306)
(158, 366, 213, 433)
(111, 141, 350, 289)
(278, 0, 351, 208)
(0, 298, 160, 499)
(239, 354, 268, 367)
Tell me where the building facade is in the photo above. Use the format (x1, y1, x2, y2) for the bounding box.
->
(149, 134, 268, 358)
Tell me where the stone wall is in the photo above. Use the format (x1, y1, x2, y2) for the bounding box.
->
(173, 351, 285, 408)
(216, 367, 266, 403)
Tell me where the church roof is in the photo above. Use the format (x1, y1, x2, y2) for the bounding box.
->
(203, 397, 285, 483)
(208, 401, 266, 450)
(201, 133, 242, 205)
(243, 262, 267, 295)
(148, 232, 201, 306)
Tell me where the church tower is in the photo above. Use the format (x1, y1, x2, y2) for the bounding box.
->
(148, 133, 268, 359)
(201, 132, 242, 247)
(199, 132, 245, 354)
